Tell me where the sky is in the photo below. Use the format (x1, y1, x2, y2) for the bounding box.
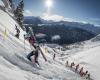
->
(14, 0, 100, 25)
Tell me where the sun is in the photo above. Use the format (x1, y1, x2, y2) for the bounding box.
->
(45, 0, 53, 7)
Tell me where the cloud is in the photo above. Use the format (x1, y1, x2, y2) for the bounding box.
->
(41, 13, 73, 22)
(36, 33, 46, 38)
(85, 18, 100, 26)
(51, 35, 61, 41)
(89, 18, 100, 21)
(24, 10, 33, 16)
(41, 13, 100, 25)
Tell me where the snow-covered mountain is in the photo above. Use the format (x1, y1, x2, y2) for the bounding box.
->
(24, 16, 100, 35)
(24, 16, 97, 44)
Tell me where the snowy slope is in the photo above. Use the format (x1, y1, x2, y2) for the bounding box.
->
(0, 1, 86, 80)
(61, 34, 100, 57)
(58, 35, 100, 80)
(66, 45, 100, 80)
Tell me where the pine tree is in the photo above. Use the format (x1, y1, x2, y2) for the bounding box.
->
(14, 0, 24, 30)
(9, 0, 13, 8)
(8, 0, 15, 12)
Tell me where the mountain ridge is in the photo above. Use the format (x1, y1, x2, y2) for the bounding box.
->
(24, 16, 100, 35)
(24, 16, 97, 44)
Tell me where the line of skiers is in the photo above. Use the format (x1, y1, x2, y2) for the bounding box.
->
(15, 25, 35, 44)
(13, 25, 91, 79)
(14, 25, 43, 66)
(14, 25, 39, 65)
(14, 25, 91, 80)
(65, 61, 91, 80)
(14, 25, 56, 66)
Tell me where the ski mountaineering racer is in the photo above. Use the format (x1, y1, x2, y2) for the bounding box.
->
(27, 44, 40, 66)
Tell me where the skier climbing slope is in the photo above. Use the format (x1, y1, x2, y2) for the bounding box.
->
(27, 44, 40, 66)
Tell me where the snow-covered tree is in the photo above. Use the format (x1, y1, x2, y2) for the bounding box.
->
(8, 0, 12, 7)
(14, 0, 24, 30)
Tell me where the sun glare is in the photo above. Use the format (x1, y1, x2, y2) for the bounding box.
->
(46, 0, 53, 7)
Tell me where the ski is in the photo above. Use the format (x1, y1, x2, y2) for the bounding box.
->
(29, 27, 47, 62)
(38, 45, 47, 62)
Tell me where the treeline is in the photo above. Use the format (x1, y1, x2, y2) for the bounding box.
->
(25, 24, 95, 45)
(9, 0, 24, 29)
